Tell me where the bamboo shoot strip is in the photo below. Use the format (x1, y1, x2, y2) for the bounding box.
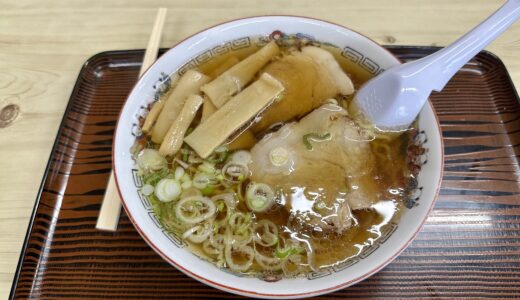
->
(201, 41, 280, 108)
(142, 101, 164, 133)
(185, 73, 284, 158)
(201, 96, 217, 122)
(152, 70, 210, 143)
(201, 91, 256, 143)
(159, 94, 204, 156)
(209, 56, 240, 78)
(142, 74, 180, 133)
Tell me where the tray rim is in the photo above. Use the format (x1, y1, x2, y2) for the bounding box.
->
(9, 45, 519, 299)
(7, 50, 144, 300)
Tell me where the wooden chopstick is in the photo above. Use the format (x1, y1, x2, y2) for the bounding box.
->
(96, 8, 167, 231)
(139, 8, 168, 77)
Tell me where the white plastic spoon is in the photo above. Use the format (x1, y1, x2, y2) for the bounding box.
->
(352, 0, 520, 131)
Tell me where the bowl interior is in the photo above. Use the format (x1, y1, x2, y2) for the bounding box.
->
(113, 16, 443, 299)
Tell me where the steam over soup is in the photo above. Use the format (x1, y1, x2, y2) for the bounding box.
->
(132, 35, 423, 279)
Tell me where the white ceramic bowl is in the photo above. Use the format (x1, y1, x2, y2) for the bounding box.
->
(113, 16, 444, 299)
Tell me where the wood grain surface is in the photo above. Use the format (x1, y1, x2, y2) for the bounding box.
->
(9, 47, 520, 299)
(1, 1, 520, 298)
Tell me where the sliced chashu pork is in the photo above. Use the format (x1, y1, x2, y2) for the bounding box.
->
(249, 103, 382, 233)
(250, 46, 354, 133)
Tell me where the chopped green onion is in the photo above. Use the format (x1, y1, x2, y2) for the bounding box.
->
(281, 253, 306, 277)
(275, 246, 304, 259)
(175, 196, 216, 224)
(246, 182, 275, 213)
(208, 152, 228, 164)
(182, 222, 212, 243)
(302, 132, 331, 150)
(207, 146, 229, 163)
(232, 226, 253, 245)
(141, 184, 154, 196)
(193, 173, 213, 189)
(174, 167, 185, 180)
(225, 244, 254, 272)
(203, 234, 224, 255)
(181, 180, 192, 189)
(143, 169, 169, 186)
(181, 148, 190, 162)
(269, 147, 289, 166)
(255, 251, 282, 271)
(201, 185, 214, 196)
(228, 212, 252, 234)
(222, 162, 249, 183)
(180, 173, 191, 183)
(136, 149, 167, 172)
(180, 187, 202, 198)
(253, 219, 278, 247)
(198, 162, 216, 174)
(212, 193, 237, 225)
(154, 178, 182, 202)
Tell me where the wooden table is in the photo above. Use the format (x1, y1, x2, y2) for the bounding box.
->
(1, 0, 519, 297)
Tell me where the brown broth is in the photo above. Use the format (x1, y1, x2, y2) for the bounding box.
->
(148, 37, 415, 276)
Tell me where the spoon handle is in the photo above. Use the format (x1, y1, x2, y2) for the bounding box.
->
(413, 0, 520, 91)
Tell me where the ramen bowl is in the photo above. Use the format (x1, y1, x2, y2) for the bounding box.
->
(113, 16, 443, 299)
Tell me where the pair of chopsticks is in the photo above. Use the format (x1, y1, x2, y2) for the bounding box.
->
(96, 8, 168, 231)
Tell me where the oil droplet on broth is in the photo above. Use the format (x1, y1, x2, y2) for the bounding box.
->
(287, 186, 318, 214)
